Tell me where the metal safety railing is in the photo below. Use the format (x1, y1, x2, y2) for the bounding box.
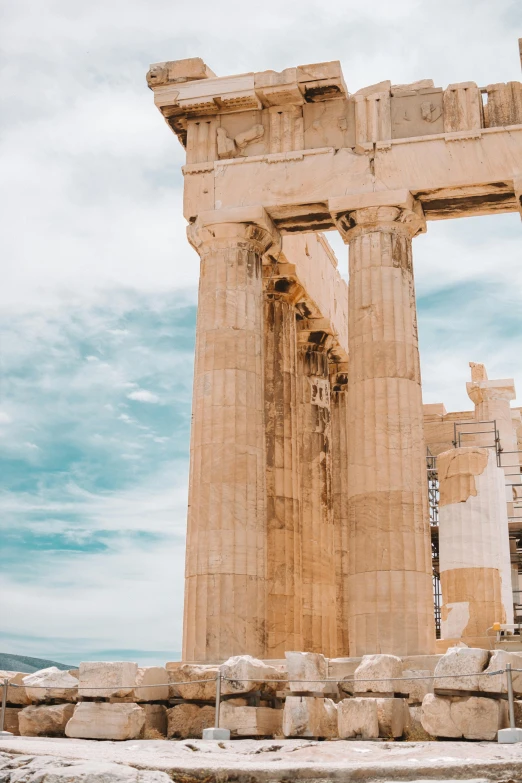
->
(2, 666, 522, 737)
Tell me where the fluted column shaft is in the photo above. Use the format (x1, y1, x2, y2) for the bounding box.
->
(264, 276, 303, 656)
(343, 205, 435, 656)
(183, 220, 276, 662)
(297, 322, 337, 656)
(330, 362, 350, 656)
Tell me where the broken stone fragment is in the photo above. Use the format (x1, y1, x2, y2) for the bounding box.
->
(65, 702, 145, 740)
(421, 693, 503, 740)
(285, 651, 328, 693)
(401, 669, 434, 704)
(220, 655, 285, 696)
(282, 695, 337, 738)
(23, 667, 79, 702)
(166, 703, 214, 739)
(219, 703, 282, 737)
(480, 650, 522, 696)
(175, 663, 219, 701)
(433, 647, 489, 692)
(375, 697, 405, 738)
(78, 661, 138, 699)
(337, 697, 378, 739)
(0, 670, 31, 706)
(133, 666, 169, 702)
(353, 654, 402, 694)
(19, 703, 75, 737)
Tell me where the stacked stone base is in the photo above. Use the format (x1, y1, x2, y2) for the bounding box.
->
(3, 647, 522, 741)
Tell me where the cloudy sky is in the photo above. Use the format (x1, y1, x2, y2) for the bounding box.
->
(1, 0, 521, 666)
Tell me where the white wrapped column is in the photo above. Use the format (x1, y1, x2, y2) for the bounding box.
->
(438, 446, 510, 644)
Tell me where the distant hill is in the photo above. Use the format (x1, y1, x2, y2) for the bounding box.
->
(0, 652, 75, 673)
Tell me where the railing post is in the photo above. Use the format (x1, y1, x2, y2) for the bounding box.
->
(0, 677, 10, 736)
(215, 671, 221, 729)
(507, 663, 516, 729)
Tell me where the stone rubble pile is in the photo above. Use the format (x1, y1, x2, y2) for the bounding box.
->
(2, 647, 521, 741)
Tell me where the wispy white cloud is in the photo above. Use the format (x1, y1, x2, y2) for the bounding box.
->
(127, 389, 160, 404)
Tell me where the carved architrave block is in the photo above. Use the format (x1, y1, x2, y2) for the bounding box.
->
(354, 88, 391, 149)
(391, 87, 443, 140)
(443, 82, 483, 133)
(484, 82, 522, 128)
(269, 105, 304, 154)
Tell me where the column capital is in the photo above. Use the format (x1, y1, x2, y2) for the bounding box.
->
(467, 378, 516, 406)
(187, 206, 281, 258)
(329, 189, 426, 242)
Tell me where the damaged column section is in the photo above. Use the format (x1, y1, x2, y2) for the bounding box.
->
(297, 319, 337, 657)
(331, 190, 436, 657)
(263, 265, 304, 657)
(438, 447, 509, 646)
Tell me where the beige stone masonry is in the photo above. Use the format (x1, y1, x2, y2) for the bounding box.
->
(283, 695, 338, 738)
(337, 199, 435, 657)
(264, 271, 303, 656)
(286, 651, 328, 693)
(421, 693, 503, 740)
(297, 321, 337, 655)
(23, 667, 78, 703)
(438, 447, 489, 506)
(0, 671, 31, 706)
(183, 210, 279, 662)
(78, 662, 137, 700)
(142, 704, 167, 738)
(167, 703, 214, 739)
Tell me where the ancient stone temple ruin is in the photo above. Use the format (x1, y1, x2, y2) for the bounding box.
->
(146, 43, 522, 665)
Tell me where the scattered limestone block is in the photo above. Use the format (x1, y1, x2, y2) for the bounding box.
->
(78, 662, 138, 699)
(175, 664, 219, 701)
(65, 702, 145, 740)
(167, 703, 215, 739)
(220, 702, 282, 737)
(353, 654, 402, 694)
(337, 697, 378, 739)
(134, 667, 168, 702)
(221, 655, 285, 696)
(143, 704, 167, 738)
(23, 667, 79, 703)
(339, 677, 354, 697)
(4, 707, 21, 735)
(403, 704, 432, 741)
(19, 704, 75, 737)
(401, 669, 434, 704)
(433, 647, 489, 692)
(0, 670, 31, 706)
(480, 651, 522, 696)
(283, 696, 337, 738)
(376, 698, 405, 738)
(421, 693, 501, 740)
(285, 652, 328, 693)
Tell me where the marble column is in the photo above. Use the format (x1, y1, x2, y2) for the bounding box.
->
(438, 446, 507, 645)
(339, 202, 435, 656)
(183, 213, 278, 662)
(297, 320, 337, 656)
(264, 272, 304, 656)
(330, 361, 350, 656)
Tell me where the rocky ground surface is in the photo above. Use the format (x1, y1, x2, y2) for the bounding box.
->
(1, 736, 522, 782)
